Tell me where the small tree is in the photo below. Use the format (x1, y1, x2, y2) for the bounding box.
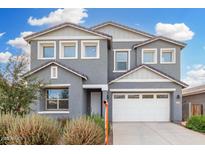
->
(0, 56, 42, 115)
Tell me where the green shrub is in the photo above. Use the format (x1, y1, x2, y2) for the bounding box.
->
(186, 116, 205, 133)
(87, 115, 110, 134)
(0, 113, 16, 145)
(63, 117, 104, 145)
(6, 114, 61, 145)
(87, 115, 105, 131)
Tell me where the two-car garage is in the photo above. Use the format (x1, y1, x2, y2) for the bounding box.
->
(112, 93, 170, 122)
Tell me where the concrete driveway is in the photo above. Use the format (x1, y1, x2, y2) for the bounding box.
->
(113, 122, 205, 145)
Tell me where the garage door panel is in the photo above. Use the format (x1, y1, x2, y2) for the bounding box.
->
(112, 93, 170, 122)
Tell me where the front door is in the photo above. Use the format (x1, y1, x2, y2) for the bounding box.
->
(91, 92, 101, 115)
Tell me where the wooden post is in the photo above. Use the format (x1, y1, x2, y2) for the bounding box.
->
(104, 100, 109, 145)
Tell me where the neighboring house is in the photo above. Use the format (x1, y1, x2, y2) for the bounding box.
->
(23, 21, 188, 122)
(182, 85, 205, 120)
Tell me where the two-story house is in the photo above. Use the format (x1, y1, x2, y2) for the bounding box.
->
(23, 21, 188, 122)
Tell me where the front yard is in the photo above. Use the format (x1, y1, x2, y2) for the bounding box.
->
(0, 114, 108, 145)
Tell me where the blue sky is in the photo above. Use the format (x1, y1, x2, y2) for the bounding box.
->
(0, 8, 205, 86)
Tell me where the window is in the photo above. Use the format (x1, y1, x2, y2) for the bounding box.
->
(59, 41, 78, 59)
(142, 49, 157, 64)
(160, 48, 176, 64)
(114, 49, 130, 72)
(142, 94, 154, 99)
(51, 66, 58, 79)
(157, 94, 169, 99)
(81, 40, 99, 59)
(114, 94, 125, 99)
(128, 95, 140, 99)
(46, 88, 69, 110)
(38, 41, 56, 59)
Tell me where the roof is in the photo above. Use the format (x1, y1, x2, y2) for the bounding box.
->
(182, 85, 205, 96)
(91, 21, 155, 38)
(109, 64, 188, 88)
(23, 61, 88, 80)
(133, 36, 186, 48)
(24, 22, 112, 42)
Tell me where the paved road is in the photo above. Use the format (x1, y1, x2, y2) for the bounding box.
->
(113, 122, 205, 145)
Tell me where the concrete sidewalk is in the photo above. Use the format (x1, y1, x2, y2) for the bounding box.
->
(113, 122, 205, 145)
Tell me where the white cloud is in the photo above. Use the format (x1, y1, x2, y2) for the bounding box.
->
(0, 51, 12, 63)
(155, 23, 194, 41)
(183, 64, 205, 87)
(0, 32, 5, 38)
(7, 31, 33, 56)
(28, 8, 88, 26)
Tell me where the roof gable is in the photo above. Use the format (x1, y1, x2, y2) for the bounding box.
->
(24, 22, 112, 41)
(133, 36, 186, 48)
(109, 65, 188, 88)
(91, 21, 154, 41)
(23, 61, 87, 80)
(115, 67, 170, 82)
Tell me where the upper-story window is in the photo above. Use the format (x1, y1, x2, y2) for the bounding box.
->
(59, 41, 78, 59)
(160, 48, 176, 64)
(142, 48, 157, 64)
(38, 41, 56, 59)
(81, 40, 99, 59)
(114, 49, 130, 72)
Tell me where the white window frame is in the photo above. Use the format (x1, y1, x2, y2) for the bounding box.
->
(59, 41, 78, 59)
(51, 66, 58, 79)
(113, 49, 131, 72)
(45, 88, 69, 111)
(160, 48, 176, 64)
(81, 40, 100, 59)
(37, 41, 56, 60)
(142, 48, 157, 64)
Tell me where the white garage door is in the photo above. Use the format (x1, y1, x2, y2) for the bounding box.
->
(112, 93, 170, 122)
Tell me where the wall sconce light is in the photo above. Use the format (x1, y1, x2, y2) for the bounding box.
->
(176, 95, 180, 99)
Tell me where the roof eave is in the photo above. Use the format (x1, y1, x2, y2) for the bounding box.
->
(24, 22, 112, 42)
(133, 37, 186, 49)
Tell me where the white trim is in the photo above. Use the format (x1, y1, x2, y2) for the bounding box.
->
(109, 65, 188, 87)
(133, 37, 186, 48)
(24, 61, 87, 80)
(142, 48, 157, 64)
(59, 40, 78, 59)
(110, 88, 176, 92)
(113, 49, 131, 72)
(91, 22, 153, 38)
(81, 40, 100, 59)
(44, 84, 71, 88)
(82, 84, 108, 91)
(37, 41, 56, 60)
(25, 23, 112, 41)
(112, 39, 148, 42)
(50, 66, 58, 79)
(115, 79, 171, 82)
(33, 36, 105, 40)
(160, 48, 176, 64)
(38, 111, 69, 114)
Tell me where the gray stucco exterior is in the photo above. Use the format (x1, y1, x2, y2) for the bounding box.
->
(25, 22, 186, 122)
(30, 65, 87, 119)
(30, 39, 108, 84)
(109, 40, 182, 81)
